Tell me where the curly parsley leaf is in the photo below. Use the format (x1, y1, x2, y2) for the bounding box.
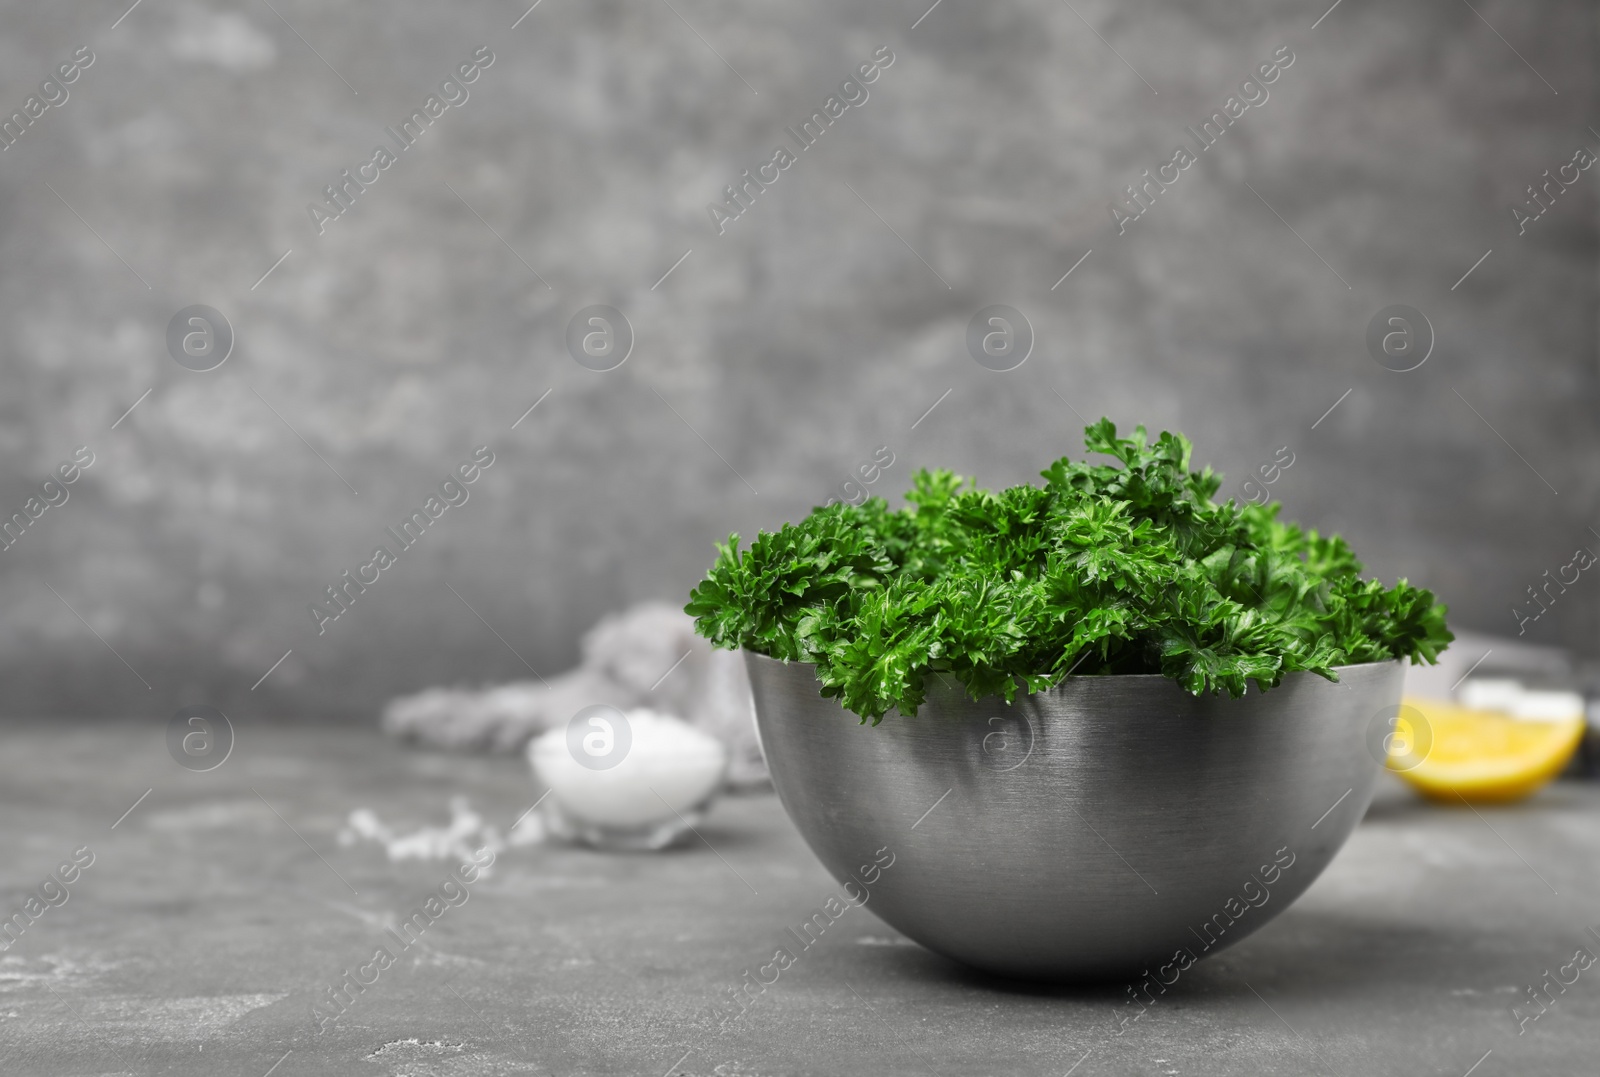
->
(686, 420, 1453, 721)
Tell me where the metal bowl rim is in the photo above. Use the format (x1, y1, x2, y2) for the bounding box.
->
(744, 650, 1401, 701)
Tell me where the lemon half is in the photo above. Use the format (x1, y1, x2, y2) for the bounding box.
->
(1389, 696, 1586, 804)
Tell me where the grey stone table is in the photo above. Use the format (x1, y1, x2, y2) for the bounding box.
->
(2, 721, 1597, 1076)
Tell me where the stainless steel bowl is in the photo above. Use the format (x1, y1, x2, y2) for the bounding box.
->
(746, 652, 1403, 981)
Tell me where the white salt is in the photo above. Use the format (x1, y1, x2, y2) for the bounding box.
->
(337, 795, 544, 877)
(528, 709, 727, 829)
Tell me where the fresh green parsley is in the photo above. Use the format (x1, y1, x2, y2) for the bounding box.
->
(685, 419, 1452, 722)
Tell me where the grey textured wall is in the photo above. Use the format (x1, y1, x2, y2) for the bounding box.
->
(0, 0, 1594, 721)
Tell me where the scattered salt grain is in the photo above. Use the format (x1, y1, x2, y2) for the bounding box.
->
(337, 796, 543, 877)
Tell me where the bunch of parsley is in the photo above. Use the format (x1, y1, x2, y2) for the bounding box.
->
(685, 420, 1452, 722)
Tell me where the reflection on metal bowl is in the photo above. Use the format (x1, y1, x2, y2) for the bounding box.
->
(746, 652, 1403, 981)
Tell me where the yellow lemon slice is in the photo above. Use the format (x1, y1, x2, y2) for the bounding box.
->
(1388, 696, 1586, 804)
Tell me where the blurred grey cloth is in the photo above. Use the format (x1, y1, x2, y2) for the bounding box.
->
(381, 603, 769, 788)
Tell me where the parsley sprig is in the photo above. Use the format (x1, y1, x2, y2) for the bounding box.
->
(686, 419, 1452, 722)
